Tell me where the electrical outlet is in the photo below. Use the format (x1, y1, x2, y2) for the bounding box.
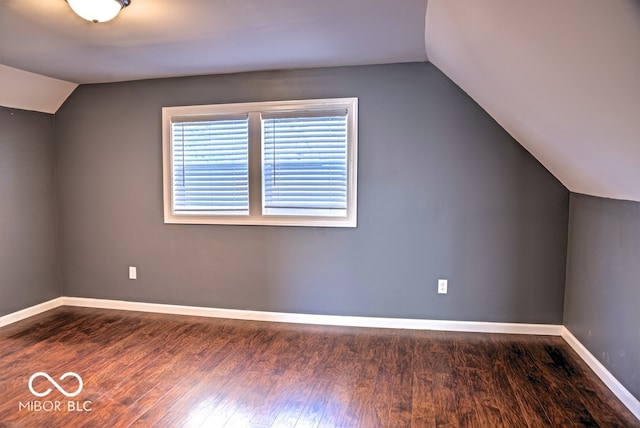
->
(129, 266, 137, 280)
(438, 279, 448, 294)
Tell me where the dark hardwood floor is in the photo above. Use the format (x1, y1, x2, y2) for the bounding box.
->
(0, 307, 637, 427)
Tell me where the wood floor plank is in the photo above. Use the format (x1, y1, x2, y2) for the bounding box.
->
(486, 351, 530, 427)
(294, 378, 333, 428)
(411, 371, 437, 427)
(0, 307, 637, 427)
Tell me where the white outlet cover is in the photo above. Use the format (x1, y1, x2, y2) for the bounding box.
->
(438, 279, 448, 294)
(129, 266, 137, 280)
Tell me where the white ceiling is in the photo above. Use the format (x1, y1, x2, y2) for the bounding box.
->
(1, 0, 639, 202)
(0, 0, 427, 83)
(0, 65, 77, 114)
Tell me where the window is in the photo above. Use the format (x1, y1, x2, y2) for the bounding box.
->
(162, 98, 357, 227)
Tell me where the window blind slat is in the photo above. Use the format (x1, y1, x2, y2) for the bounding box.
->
(172, 119, 249, 212)
(262, 115, 348, 212)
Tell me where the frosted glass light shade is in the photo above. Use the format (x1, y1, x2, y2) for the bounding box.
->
(67, 0, 129, 23)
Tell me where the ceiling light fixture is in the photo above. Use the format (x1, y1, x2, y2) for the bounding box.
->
(66, 0, 131, 23)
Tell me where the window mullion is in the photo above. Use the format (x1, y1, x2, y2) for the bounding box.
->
(247, 111, 263, 217)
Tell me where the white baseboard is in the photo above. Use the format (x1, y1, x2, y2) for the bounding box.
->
(0, 296, 563, 335)
(58, 296, 563, 335)
(562, 327, 640, 420)
(0, 297, 65, 328)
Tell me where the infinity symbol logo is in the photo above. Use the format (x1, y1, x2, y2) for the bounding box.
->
(28, 372, 83, 398)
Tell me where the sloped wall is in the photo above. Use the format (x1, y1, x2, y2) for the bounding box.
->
(0, 107, 59, 316)
(55, 63, 569, 323)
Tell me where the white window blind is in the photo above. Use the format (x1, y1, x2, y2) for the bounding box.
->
(171, 118, 249, 213)
(163, 98, 357, 226)
(262, 113, 348, 216)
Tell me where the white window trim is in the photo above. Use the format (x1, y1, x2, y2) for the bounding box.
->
(162, 98, 358, 227)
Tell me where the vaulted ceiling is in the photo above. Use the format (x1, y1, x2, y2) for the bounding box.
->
(1, 0, 638, 202)
(426, 1, 640, 202)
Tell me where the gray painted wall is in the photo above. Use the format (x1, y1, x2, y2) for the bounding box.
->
(55, 63, 569, 323)
(564, 193, 640, 400)
(0, 107, 59, 316)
